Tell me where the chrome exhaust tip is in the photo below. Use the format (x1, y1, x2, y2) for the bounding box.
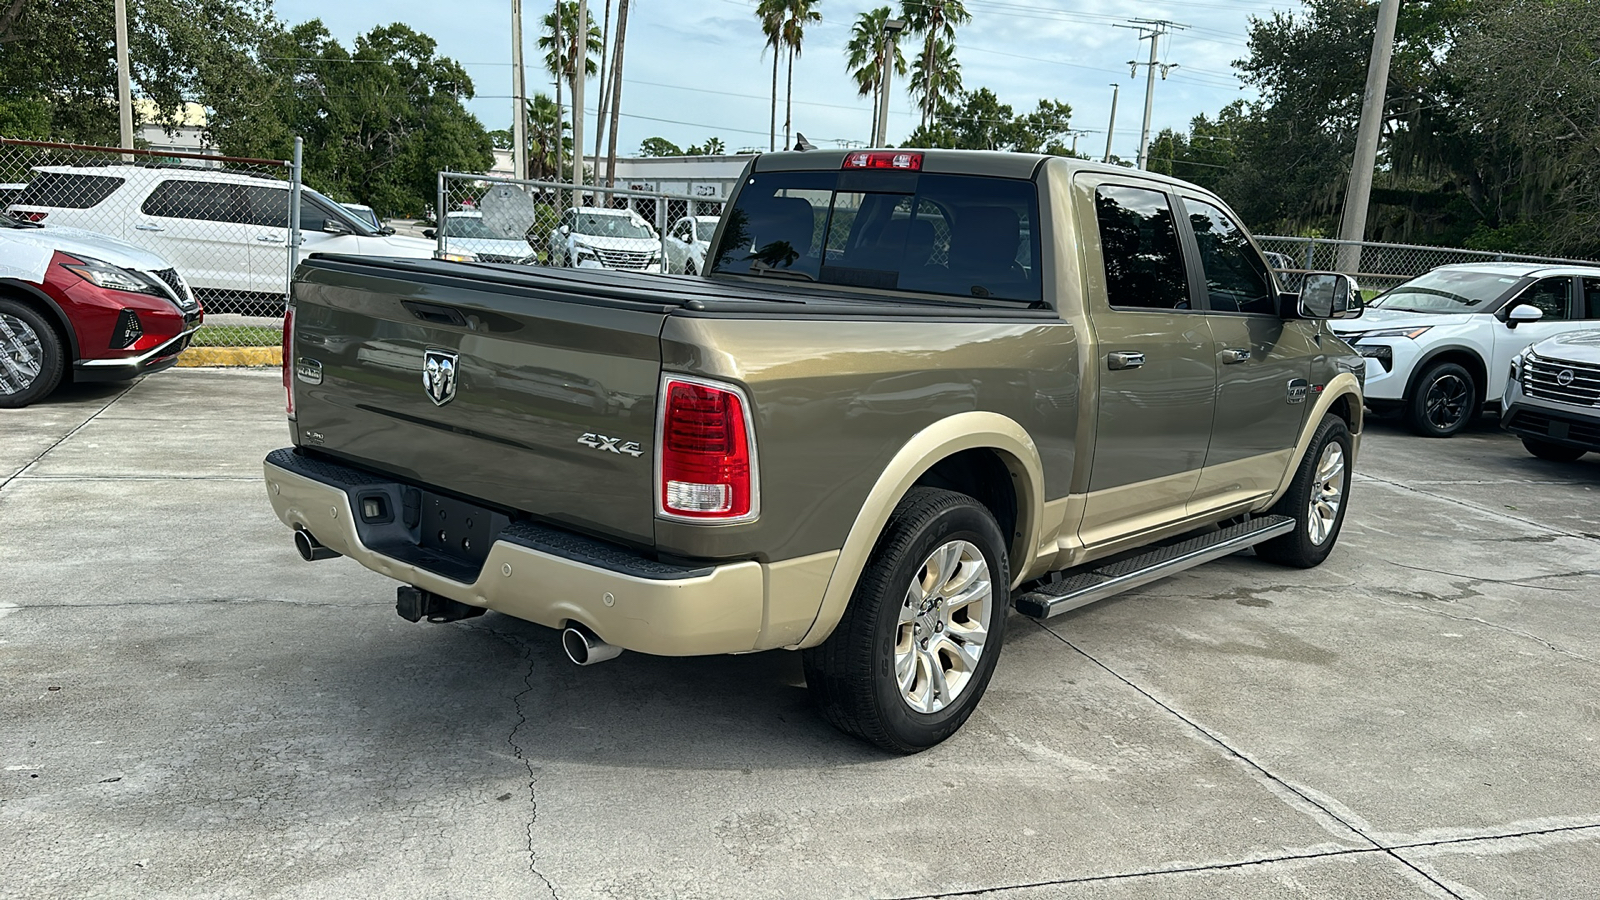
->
(294, 528, 341, 562)
(562, 623, 622, 666)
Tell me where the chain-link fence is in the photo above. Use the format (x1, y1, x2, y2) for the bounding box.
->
(436, 172, 724, 275)
(1257, 235, 1598, 294)
(1, 138, 301, 356)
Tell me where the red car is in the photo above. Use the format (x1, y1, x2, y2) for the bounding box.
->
(1, 215, 201, 408)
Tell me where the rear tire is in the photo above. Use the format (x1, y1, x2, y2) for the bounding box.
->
(1521, 438, 1587, 462)
(803, 487, 1009, 754)
(1256, 414, 1353, 569)
(1405, 362, 1477, 437)
(0, 298, 66, 409)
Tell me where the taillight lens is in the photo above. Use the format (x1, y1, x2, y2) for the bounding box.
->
(16, 211, 48, 222)
(843, 151, 923, 170)
(282, 304, 295, 418)
(659, 378, 756, 520)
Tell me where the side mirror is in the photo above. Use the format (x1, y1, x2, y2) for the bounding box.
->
(322, 218, 351, 236)
(1296, 272, 1363, 319)
(559, 224, 571, 236)
(1507, 305, 1544, 329)
(422, 228, 436, 240)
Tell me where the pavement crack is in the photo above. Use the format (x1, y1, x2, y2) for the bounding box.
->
(1031, 621, 1467, 900)
(1362, 593, 1597, 664)
(0, 384, 134, 493)
(1356, 473, 1600, 544)
(1382, 559, 1599, 592)
(470, 622, 560, 900)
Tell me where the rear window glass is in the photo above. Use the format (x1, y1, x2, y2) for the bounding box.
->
(711, 170, 1042, 304)
(17, 171, 125, 209)
(142, 179, 242, 223)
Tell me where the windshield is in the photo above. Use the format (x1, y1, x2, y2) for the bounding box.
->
(710, 170, 1042, 304)
(444, 216, 516, 240)
(575, 213, 654, 239)
(695, 220, 718, 242)
(1371, 269, 1523, 313)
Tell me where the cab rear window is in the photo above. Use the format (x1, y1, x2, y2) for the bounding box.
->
(711, 171, 1042, 304)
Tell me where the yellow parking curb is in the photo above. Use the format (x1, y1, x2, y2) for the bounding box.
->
(177, 347, 282, 367)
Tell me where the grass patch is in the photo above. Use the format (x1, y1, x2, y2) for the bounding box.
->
(191, 325, 281, 347)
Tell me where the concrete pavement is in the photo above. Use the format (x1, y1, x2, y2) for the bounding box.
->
(2, 370, 1598, 899)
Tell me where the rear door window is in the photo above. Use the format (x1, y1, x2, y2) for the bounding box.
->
(1093, 185, 1193, 311)
(17, 172, 125, 209)
(142, 179, 242, 223)
(712, 170, 1041, 304)
(1181, 197, 1276, 314)
(1584, 277, 1600, 318)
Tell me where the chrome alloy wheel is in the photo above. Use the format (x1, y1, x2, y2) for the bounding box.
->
(0, 312, 43, 396)
(895, 540, 994, 715)
(1308, 442, 1346, 546)
(1423, 373, 1470, 431)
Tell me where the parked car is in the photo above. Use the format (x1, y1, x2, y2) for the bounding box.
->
(1331, 263, 1600, 436)
(1503, 331, 1600, 461)
(425, 211, 534, 264)
(547, 206, 661, 271)
(341, 203, 381, 231)
(267, 149, 1366, 753)
(663, 214, 719, 275)
(7, 166, 450, 315)
(0, 215, 201, 407)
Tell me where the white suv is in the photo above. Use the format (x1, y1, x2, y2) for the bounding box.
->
(8, 166, 443, 315)
(547, 207, 661, 271)
(1332, 263, 1600, 436)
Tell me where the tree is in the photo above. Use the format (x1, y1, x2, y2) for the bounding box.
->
(779, 1, 823, 152)
(845, 6, 909, 142)
(756, 0, 786, 152)
(639, 136, 683, 157)
(526, 93, 571, 181)
(539, 3, 602, 119)
(908, 38, 961, 130)
(685, 137, 726, 155)
(904, 88, 1073, 153)
(900, 0, 969, 128)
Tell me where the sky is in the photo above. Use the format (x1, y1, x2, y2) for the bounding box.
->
(269, 0, 1306, 160)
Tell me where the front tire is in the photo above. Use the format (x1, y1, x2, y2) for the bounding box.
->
(0, 298, 66, 409)
(1256, 414, 1353, 569)
(803, 487, 1009, 754)
(1405, 362, 1477, 437)
(1521, 438, 1587, 462)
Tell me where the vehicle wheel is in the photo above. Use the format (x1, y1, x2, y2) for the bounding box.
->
(1521, 438, 1587, 462)
(803, 487, 1009, 754)
(1405, 362, 1477, 437)
(0, 298, 66, 409)
(1256, 414, 1353, 569)
(684, 260, 697, 276)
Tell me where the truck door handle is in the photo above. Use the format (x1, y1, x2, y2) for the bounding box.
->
(256, 235, 285, 243)
(1108, 351, 1145, 371)
(1220, 348, 1252, 364)
(135, 224, 164, 232)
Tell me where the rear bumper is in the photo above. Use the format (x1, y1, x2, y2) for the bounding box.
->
(263, 448, 834, 656)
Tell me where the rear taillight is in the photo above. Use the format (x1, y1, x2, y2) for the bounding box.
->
(658, 377, 757, 521)
(16, 211, 47, 222)
(843, 151, 923, 170)
(282, 305, 295, 418)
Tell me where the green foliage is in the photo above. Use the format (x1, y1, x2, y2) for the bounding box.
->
(538, 1, 603, 90)
(904, 88, 1072, 154)
(845, 6, 909, 103)
(900, 0, 969, 127)
(639, 137, 683, 157)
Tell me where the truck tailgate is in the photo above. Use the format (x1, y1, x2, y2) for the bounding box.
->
(290, 257, 668, 546)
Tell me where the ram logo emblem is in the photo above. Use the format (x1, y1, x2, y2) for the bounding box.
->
(579, 432, 644, 458)
(422, 349, 459, 406)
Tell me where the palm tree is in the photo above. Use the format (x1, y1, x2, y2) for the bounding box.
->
(526, 93, 570, 181)
(908, 37, 961, 135)
(603, 0, 631, 188)
(900, 0, 969, 127)
(780, 0, 823, 151)
(756, 0, 785, 152)
(846, 6, 908, 141)
(539, 2, 601, 180)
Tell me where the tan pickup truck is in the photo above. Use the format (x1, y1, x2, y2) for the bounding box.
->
(265, 150, 1366, 752)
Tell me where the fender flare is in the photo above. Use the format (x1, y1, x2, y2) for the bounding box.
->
(794, 411, 1045, 650)
(1266, 372, 1363, 506)
(0, 278, 80, 360)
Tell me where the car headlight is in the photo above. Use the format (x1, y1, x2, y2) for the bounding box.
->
(62, 256, 164, 296)
(575, 247, 597, 260)
(1359, 326, 1433, 340)
(434, 250, 477, 262)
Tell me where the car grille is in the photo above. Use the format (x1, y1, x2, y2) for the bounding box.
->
(150, 268, 199, 311)
(1503, 408, 1600, 447)
(594, 248, 654, 270)
(1522, 352, 1600, 407)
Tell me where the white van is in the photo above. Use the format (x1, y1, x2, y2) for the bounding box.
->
(8, 166, 446, 315)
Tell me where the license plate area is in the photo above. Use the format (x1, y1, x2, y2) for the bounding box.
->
(418, 492, 505, 570)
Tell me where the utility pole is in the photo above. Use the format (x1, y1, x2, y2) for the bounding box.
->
(1337, 0, 1401, 275)
(1115, 19, 1185, 171)
(572, 0, 588, 198)
(113, 0, 134, 151)
(1103, 83, 1119, 163)
(873, 19, 906, 147)
(511, 0, 527, 181)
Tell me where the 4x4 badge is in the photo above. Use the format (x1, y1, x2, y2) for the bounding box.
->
(578, 432, 644, 457)
(423, 349, 459, 406)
